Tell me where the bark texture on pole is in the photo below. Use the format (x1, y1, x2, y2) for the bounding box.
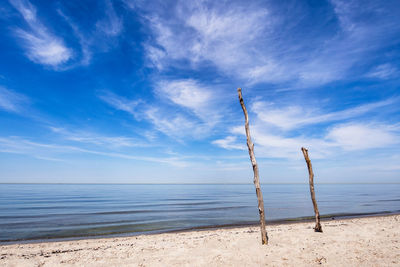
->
(301, 147, 323, 232)
(238, 88, 268, 245)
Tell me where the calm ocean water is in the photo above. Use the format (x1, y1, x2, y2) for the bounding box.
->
(0, 183, 399, 242)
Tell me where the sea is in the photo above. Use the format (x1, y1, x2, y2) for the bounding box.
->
(0, 183, 399, 243)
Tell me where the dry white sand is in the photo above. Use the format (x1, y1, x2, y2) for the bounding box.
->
(1, 215, 399, 266)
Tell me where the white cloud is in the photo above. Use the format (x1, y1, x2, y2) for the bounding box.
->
(96, 0, 123, 37)
(215, 96, 400, 159)
(140, 0, 400, 87)
(57, 9, 92, 66)
(155, 79, 223, 124)
(152, 78, 235, 138)
(99, 77, 232, 141)
(326, 123, 399, 151)
(99, 86, 219, 140)
(252, 98, 397, 131)
(145, 45, 166, 70)
(157, 80, 211, 113)
(9, 0, 72, 67)
(366, 64, 399, 80)
(143, 1, 277, 83)
(144, 106, 205, 139)
(227, 121, 400, 159)
(15, 30, 71, 66)
(98, 91, 141, 118)
(49, 127, 148, 148)
(0, 86, 28, 113)
(56, 0, 123, 68)
(0, 136, 187, 166)
(330, 0, 381, 33)
(230, 125, 332, 159)
(212, 136, 245, 150)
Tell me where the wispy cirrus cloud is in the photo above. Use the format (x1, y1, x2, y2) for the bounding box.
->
(136, 0, 400, 87)
(57, 9, 92, 66)
(144, 107, 206, 139)
(154, 79, 225, 125)
(99, 90, 190, 138)
(49, 127, 148, 148)
(366, 64, 399, 80)
(141, 1, 275, 83)
(0, 136, 187, 166)
(213, 97, 400, 159)
(96, 0, 123, 37)
(227, 125, 333, 159)
(99, 79, 229, 140)
(326, 123, 399, 151)
(251, 97, 398, 131)
(9, 0, 72, 68)
(156, 80, 212, 117)
(100, 91, 213, 140)
(330, 0, 396, 34)
(56, 0, 123, 67)
(211, 136, 245, 151)
(222, 122, 400, 159)
(98, 90, 141, 118)
(8, 0, 123, 69)
(0, 86, 28, 113)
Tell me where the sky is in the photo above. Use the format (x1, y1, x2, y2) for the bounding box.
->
(0, 0, 399, 184)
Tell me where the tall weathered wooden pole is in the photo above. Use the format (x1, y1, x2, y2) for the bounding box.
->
(301, 147, 322, 232)
(238, 88, 268, 245)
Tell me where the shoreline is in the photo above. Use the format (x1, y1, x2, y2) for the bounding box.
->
(1, 214, 399, 266)
(2, 210, 399, 245)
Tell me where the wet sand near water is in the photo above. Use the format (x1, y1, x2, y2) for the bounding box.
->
(1, 214, 399, 266)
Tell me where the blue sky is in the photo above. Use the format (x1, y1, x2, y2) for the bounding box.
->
(0, 0, 399, 183)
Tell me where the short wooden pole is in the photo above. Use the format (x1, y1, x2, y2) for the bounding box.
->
(301, 147, 322, 232)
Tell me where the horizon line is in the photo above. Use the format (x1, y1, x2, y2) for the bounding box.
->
(1, 182, 399, 185)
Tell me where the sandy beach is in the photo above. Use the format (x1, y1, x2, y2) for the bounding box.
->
(1, 214, 399, 266)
